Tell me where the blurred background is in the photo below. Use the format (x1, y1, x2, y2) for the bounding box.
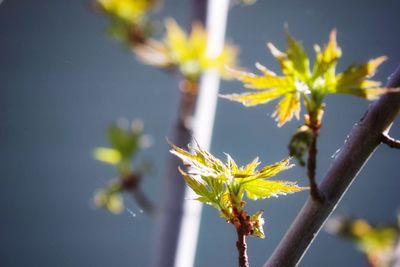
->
(1, 0, 400, 266)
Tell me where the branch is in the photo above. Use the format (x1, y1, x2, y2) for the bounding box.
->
(150, 80, 199, 267)
(382, 133, 400, 148)
(263, 65, 400, 267)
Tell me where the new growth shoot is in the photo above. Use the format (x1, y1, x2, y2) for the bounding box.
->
(170, 142, 306, 267)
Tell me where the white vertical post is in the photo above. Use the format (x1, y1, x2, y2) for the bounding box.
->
(174, 1, 231, 267)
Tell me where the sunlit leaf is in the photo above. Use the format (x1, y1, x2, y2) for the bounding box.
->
(221, 89, 288, 107)
(179, 168, 215, 204)
(335, 87, 398, 100)
(273, 93, 301, 127)
(335, 56, 387, 91)
(134, 18, 238, 81)
(250, 210, 265, 238)
(227, 67, 294, 90)
(243, 179, 305, 200)
(165, 18, 189, 61)
(134, 40, 173, 67)
(313, 29, 342, 79)
(94, 147, 122, 165)
(286, 31, 311, 79)
(94, 187, 124, 214)
(241, 157, 294, 182)
(97, 0, 157, 23)
(232, 157, 260, 178)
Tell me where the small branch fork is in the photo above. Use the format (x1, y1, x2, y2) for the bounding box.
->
(381, 132, 400, 148)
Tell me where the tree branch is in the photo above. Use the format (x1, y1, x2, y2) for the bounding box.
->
(381, 133, 400, 148)
(263, 65, 400, 267)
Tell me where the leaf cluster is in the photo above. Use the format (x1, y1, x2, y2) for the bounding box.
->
(222, 29, 390, 127)
(93, 119, 152, 213)
(96, 0, 159, 44)
(170, 142, 306, 238)
(134, 18, 238, 82)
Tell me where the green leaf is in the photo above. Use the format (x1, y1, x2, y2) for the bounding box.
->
(227, 66, 294, 90)
(107, 124, 140, 159)
(312, 29, 342, 80)
(250, 210, 265, 238)
(94, 187, 124, 214)
(240, 157, 294, 183)
(267, 42, 295, 76)
(170, 142, 225, 178)
(334, 56, 387, 91)
(334, 87, 398, 100)
(220, 89, 288, 107)
(232, 157, 261, 178)
(273, 92, 301, 127)
(93, 147, 122, 165)
(178, 168, 215, 205)
(285, 31, 311, 80)
(242, 179, 306, 200)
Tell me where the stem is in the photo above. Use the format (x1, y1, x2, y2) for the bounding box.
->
(306, 112, 324, 202)
(263, 65, 400, 267)
(236, 228, 249, 267)
(131, 187, 157, 215)
(233, 208, 250, 267)
(122, 172, 157, 215)
(381, 133, 400, 148)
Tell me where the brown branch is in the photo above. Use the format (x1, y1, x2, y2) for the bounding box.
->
(382, 133, 400, 148)
(263, 65, 400, 267)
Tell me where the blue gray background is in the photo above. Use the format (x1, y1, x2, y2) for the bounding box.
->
(1, 0, 400, 266)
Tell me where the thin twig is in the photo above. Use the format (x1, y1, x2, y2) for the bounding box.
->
(131, 187, 157, 215)
(306, 123, 324, 202)
(263, 65, 400, 267)
(382, 133, 400, 148)
(233, 209, 250, 267)
(122, 173, 157, 216)
(236, 228, 249, 267)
